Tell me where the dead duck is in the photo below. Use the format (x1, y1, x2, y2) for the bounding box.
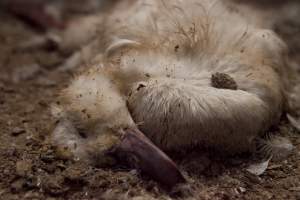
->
(51, 0, 289, 188)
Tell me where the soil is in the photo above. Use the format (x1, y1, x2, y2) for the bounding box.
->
(211, 72, 238, 90)
(0, 3, 300, 200)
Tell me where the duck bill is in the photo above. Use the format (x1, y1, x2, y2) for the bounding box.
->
(115, 127, 186, 189)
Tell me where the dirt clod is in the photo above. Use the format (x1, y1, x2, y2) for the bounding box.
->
(42, 175, 69, 196)
(15, 160, 33, 177)
(211, 72, 238, 90)
(11, 179, 26, 193)
(11, 127, 26, 136)
(12, 64, 41, 83)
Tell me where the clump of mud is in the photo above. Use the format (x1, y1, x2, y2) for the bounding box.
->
(211, 72, 238, 90)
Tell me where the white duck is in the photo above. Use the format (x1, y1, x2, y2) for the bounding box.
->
(51, 0, 289, 188)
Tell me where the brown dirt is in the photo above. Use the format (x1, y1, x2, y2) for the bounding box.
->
(0, 4, 300, 200)
(211, 72, 238, 90)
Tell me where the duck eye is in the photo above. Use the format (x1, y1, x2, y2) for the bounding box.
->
(137, 83, 146, 91)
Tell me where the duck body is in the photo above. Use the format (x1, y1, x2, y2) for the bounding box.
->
(52, 0, 288, 170)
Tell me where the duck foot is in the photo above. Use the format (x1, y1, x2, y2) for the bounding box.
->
(114, 127, 186, 189)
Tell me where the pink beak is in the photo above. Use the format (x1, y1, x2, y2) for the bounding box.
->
(114, 128, 186, 189)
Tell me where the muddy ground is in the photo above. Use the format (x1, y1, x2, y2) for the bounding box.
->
(0, 2, 300, 200)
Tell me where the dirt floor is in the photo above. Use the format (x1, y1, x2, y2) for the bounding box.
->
(0, 2, 300, 200)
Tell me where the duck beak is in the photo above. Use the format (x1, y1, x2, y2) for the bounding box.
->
(114, 127, 186, 189)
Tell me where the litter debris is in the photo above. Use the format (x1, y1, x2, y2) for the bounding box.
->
(287, 114, 300, 132)
(246, 159, 271, 176)
(267, 164, 282, 170)
(234, 187, 247, 194)
(57, 52, 82, 72)
(10, 179, 25, 193)
(289, 187, 300, 192)
(267, 135, 295, 161)
(11, 127, 26, 137)
(15, 159, 33, 177)
(18, 33, 61, 51)
(12, 64, 41, 83)
(36, 76, 57, 87)
(255, 134, 295, 162)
